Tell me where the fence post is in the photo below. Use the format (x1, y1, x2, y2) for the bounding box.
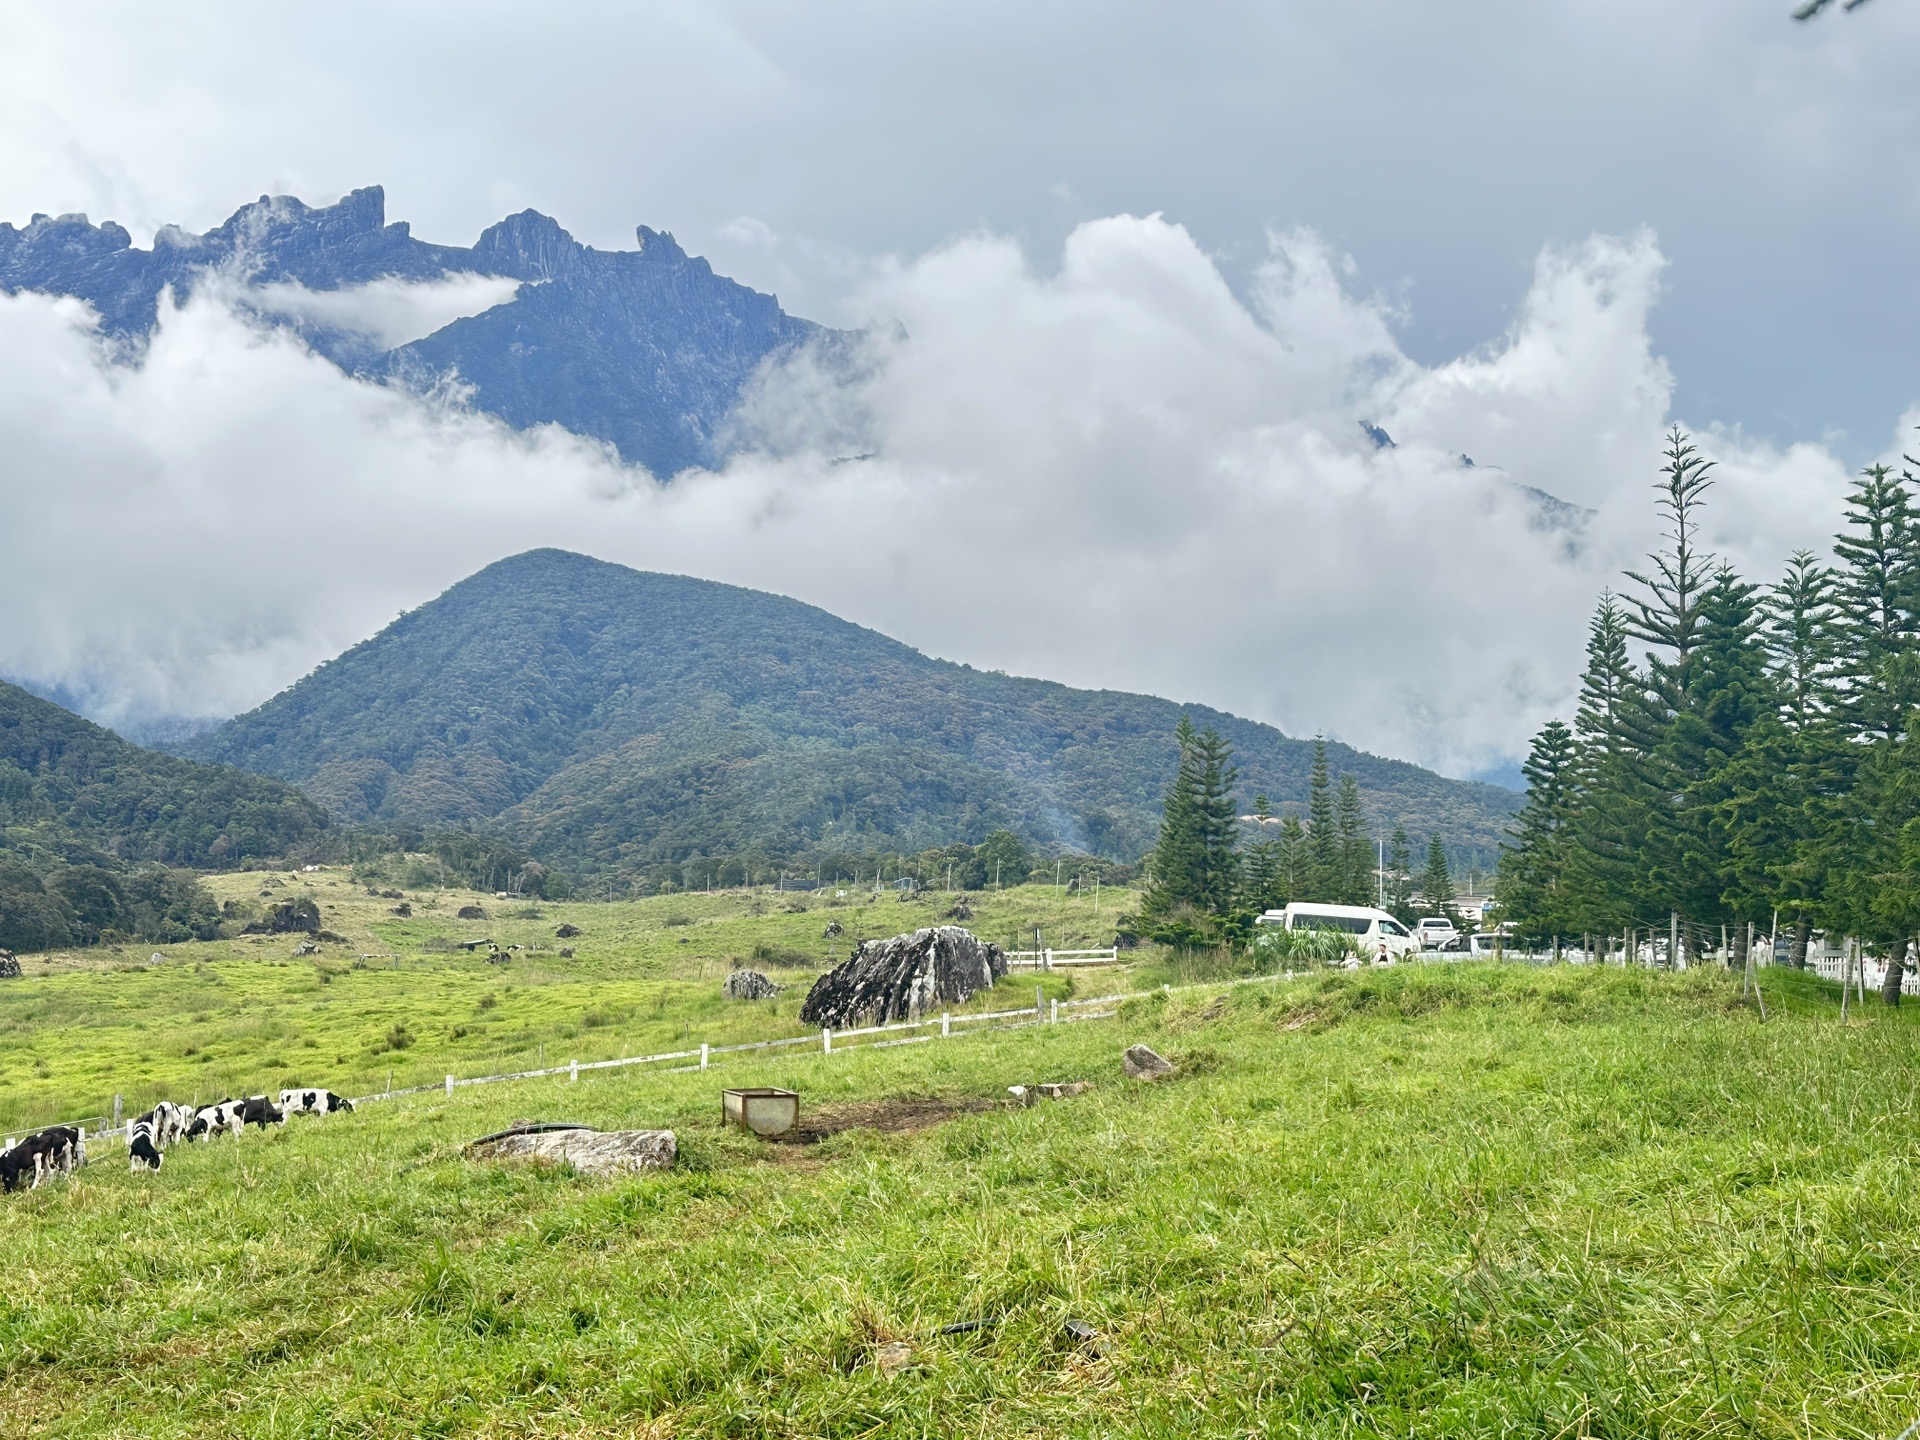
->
(445, 1074, 454, 1097)
(569, 1060, 578, 1084)
(823, 1028, 833, 1055)
(1035, 986, 1044, 1020)
(1050, 999, 1059, 1025)
(112, 1094, 122, 1126)
(700, 1043, 710, 1071)
(941, 1012, 950, 1038)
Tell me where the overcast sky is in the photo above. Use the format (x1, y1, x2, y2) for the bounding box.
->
(1, 3, 1916, 784)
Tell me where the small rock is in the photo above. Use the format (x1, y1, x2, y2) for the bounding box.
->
(558, 947, 575, 959)
(148, 952, 165, 966)
(874, 1341, 914, 1375)
(822, 920, 844, 940)
(1037, 1081, 1092, 1100)
(555, 923, 582, 939)
(1007, 1084, 1032, 1106)
(1122, 1044, 1176, 1081)
(1064, 1318, 1100, 1352)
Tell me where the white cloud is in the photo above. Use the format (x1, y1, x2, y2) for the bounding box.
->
(246, 273, 523, 350)
(0, 219, 1878, 779)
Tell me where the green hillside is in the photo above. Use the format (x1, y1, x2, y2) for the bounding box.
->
(0, 680, 329, 949)
(182, 550, 1519, 875)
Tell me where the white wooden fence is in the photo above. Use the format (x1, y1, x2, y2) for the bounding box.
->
(1005, 947, 1122, 969)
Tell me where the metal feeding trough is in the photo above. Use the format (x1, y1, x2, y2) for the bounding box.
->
(722, 1087, 800, 1137)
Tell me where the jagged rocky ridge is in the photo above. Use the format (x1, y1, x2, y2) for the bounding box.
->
(0, 186, 826, 476)
(800, 926, 1009, 1029)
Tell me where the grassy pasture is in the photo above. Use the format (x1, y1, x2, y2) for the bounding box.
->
(0, 872, 1128, 1132)
(4, 962, 1920, 1436)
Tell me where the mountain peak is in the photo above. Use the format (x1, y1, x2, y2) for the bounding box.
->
(0, 185, 828, 476)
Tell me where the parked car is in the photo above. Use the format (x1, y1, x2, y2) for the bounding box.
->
(1415, 917, 1458, 950)
(1257, 902, 1422, 961)
(1436, 932, 1506, 957)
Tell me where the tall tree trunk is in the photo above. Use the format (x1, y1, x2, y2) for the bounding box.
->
(1885, 941, 1909, 1007)
(1790, 917, 1809, 969)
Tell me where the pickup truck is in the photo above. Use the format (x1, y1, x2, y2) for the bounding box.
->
(1415, 917, 1458, 951)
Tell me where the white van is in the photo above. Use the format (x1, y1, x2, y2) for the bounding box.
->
(1256, 902, 1422, 961)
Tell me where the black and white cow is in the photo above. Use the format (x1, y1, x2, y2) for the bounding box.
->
(150, 1100, 191, 1145)
(0, 1125, 81, 1190)
(127, 1117, 164, 1172)
(239, 1095, 285, 1130)
(135, 1100, 191, 1148)
(184, 1100, 244, 1141)
(279, 1088, 355, 1117)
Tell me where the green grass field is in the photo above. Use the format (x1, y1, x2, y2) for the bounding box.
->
(5, 958, 1920, 1436)
(0, 873, 1127, 1133)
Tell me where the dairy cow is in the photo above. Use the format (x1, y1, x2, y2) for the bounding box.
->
(279, 1088, 355, 1117)
(136, 1101, 191, 1147)
(239, 1095, 285, 1129)
(184, 1100, 244, 1141)
(0, 1126, 81, 1191)
(127, 1118, 164, 1171)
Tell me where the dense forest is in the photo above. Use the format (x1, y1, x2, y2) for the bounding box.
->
(0, 680, 330, 951)
(1496, 430, 1920, 991)
(180, 549, 1520, 879)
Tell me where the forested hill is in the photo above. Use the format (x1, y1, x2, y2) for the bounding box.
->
(180, 550, 1519, 873)
(0, 680, 328, 869)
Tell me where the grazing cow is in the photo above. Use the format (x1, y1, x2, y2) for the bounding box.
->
(136, 1101, 191, 1147)
(239, 1095, 285, 1129)
(184, 1100, 244, 1141)
(279, 1088, 355, 1117)
(0, 1126, 81, 1190)
(127, 1118, 163, 1172)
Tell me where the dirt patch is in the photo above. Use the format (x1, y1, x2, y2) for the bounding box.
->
(771, 1094, 997, 1146)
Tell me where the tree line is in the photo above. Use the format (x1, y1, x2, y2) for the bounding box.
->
(1497, 428, 1920, 998)
(1136, 717, 1463, 944)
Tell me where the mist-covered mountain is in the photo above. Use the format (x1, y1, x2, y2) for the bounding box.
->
(178, 549, 1520, 877)
(0, 186, 825, 476)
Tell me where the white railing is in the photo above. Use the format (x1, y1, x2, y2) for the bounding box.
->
(1006, 947, 1122, 969)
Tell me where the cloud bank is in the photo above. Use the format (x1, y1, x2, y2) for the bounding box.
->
(0, 215, 1871, 778)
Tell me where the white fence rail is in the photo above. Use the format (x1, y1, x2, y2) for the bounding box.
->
(1005, 947, 1122, 969)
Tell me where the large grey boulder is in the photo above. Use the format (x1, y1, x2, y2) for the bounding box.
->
(723, 969, 782, 1001)
(800, 925, 1007, 1028)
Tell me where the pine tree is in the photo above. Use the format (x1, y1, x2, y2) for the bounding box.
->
(1305, 737, 1339, 899)
(1385, 826, 1417, 923)
(1833, 462, 1920, 741)
(1189, 727, 1243, 915)
(1419, 833, 1459, 925)
(1241, 795, 1282, 915)
(1495, 719, 1577, 936)
(1767, 550, 1842, 733)
(1139, 717, 1241, 937)
(1563, 593, 1657, 933)
(1277, 814, 1307, 903)
(1334, 775, 1372, 905)
(1138, 717, 1204, 930)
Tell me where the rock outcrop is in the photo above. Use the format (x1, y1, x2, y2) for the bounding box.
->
(475, 1126, 676, 1176)
(722, 969, 781, 1001)
(800, 925, 1006, 1029)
